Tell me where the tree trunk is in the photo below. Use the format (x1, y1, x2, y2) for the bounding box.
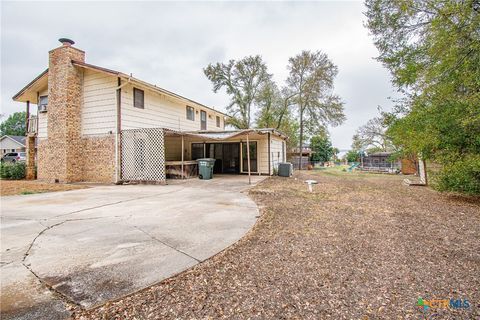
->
(299, 104, 304, 170)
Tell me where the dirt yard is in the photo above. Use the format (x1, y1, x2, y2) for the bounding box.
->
(73, 170, 480, 319)
(0, 180, 87, 196)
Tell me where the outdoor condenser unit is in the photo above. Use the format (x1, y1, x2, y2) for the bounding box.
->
(278, 162, 293, 177)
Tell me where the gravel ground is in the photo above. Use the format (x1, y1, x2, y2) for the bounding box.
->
(1, 180, 87, 196)
(72, 171, 480, 319)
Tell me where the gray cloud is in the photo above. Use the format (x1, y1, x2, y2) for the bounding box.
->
(1, 1, 398, 150)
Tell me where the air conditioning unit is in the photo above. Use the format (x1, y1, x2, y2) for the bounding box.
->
(38, 105, 47, 113)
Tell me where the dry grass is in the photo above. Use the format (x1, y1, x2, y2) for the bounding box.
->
(0, 180, 88, 196)
(72, 170, 480, 319)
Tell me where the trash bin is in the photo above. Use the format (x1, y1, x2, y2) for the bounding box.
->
(278, 162, 293, 177)
(197, 158, 216, 180)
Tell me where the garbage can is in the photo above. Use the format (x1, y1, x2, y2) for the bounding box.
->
(278, 162, 293, 177)
(197, 158, 216, 180)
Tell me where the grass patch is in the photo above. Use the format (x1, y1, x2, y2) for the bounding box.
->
(20, 190, 39, 195)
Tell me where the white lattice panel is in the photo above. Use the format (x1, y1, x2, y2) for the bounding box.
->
(121, 128, 166, 182)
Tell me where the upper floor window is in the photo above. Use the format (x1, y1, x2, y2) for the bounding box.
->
(200, 110, 207, 130)
(186, 106, 195, 121)
(133, 88, 144, 109)
(38, 95, 48, 108)
(216, 116, 221, 127)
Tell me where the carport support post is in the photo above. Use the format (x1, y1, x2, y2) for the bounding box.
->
(25, 101, 30, 133)
(247, 133, 251, 185)
(181, 134, 185, 179)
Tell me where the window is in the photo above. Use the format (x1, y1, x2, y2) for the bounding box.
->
(216, 116, 221, 127)
(200, 110, 207, 130)
(133, 88, 144, 109)
(186, 106, 195, 121)
(39, 95, 48, 107)
(38, 95, 48, 112)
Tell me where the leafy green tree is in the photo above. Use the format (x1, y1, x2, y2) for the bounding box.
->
(204, 56, 271, 129)
(286, 50, 346, 168)
(255, 81, 299, 150)
(365, 0, 480, 194)
(332, 147, 340, 161)
(0, 112, 26, 136)
(310, 135, 333, 162)
(345, 150, 359, 162)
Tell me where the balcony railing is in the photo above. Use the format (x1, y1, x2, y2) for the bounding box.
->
(27, 116, 38, 134)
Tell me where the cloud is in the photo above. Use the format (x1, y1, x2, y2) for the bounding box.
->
(1, 1, 398, 149)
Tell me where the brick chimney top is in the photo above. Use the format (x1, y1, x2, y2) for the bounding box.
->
(59, 38, 75, 46)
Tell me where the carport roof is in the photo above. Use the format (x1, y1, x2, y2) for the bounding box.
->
(164, 128, 288, 140)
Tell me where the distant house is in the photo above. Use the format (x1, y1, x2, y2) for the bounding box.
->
(288, 145, 312, 169)
(0, 135, 26, 155)
(359, 151, 417, 175)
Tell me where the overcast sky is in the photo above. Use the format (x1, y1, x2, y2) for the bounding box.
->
(1, 1, 398, 150)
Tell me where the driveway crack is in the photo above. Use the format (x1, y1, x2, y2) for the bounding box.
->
(22, 221, 67, 262)
(132, 225, 202, 263)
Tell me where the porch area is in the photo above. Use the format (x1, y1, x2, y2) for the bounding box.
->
(163, 129, 287, 180)
(118, 128, 286, 184)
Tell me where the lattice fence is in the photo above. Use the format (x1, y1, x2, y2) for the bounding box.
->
(120, 128, 166, 182)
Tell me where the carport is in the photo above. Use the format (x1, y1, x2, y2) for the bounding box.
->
(164, 128, 288, 184)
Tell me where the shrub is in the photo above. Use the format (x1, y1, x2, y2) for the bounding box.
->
(433, 155, 480, 195)
(0, 162, 26, 180)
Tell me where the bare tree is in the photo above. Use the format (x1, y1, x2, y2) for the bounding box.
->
(204, 56, 271, 129)
(353, 114, 392, 152)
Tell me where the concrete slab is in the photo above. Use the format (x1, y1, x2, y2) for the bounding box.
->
(1, 175, 266, 319)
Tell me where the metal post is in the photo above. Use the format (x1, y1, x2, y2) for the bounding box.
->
(181, 135, 185, 179)
(246, 133, 251, 185)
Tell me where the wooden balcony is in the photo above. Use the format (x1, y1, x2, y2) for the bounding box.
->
(27, 116, 38, 135)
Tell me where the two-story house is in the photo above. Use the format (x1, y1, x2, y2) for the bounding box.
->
(13, 38, 287, 184)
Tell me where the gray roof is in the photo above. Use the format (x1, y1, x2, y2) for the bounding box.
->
(368, 152, 392, 157)
(1, 135, 26, 146)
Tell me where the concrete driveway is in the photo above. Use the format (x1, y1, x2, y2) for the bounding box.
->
(1, 175, 265, 319)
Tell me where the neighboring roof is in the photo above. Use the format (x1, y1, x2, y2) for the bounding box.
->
(0, 135, 26, 147)
(368, 152, 392, 157)
(12, 61, 228, 117)
(164, 128, 288, 140)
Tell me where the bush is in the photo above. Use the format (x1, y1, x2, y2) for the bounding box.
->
(0, 162, 26, 180)
(433, 155, 480, 195)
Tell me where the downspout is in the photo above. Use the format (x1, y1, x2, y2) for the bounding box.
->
(114, 76, 131, 184)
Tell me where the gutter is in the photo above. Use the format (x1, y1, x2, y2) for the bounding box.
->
(114, 77, 125, 184)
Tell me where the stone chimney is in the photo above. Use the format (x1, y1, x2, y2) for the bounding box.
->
(39, 38, 85, 182)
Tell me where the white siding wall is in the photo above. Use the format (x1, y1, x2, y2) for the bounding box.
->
(256, 138, 268, 174)
(164, 136, 183, 161)
(270, 136, 285, 173)
(121, 83, 224, 132)
(81, 70, 117, 136)
(37, 88, 48, 139)
(34, 69, 226, 139)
